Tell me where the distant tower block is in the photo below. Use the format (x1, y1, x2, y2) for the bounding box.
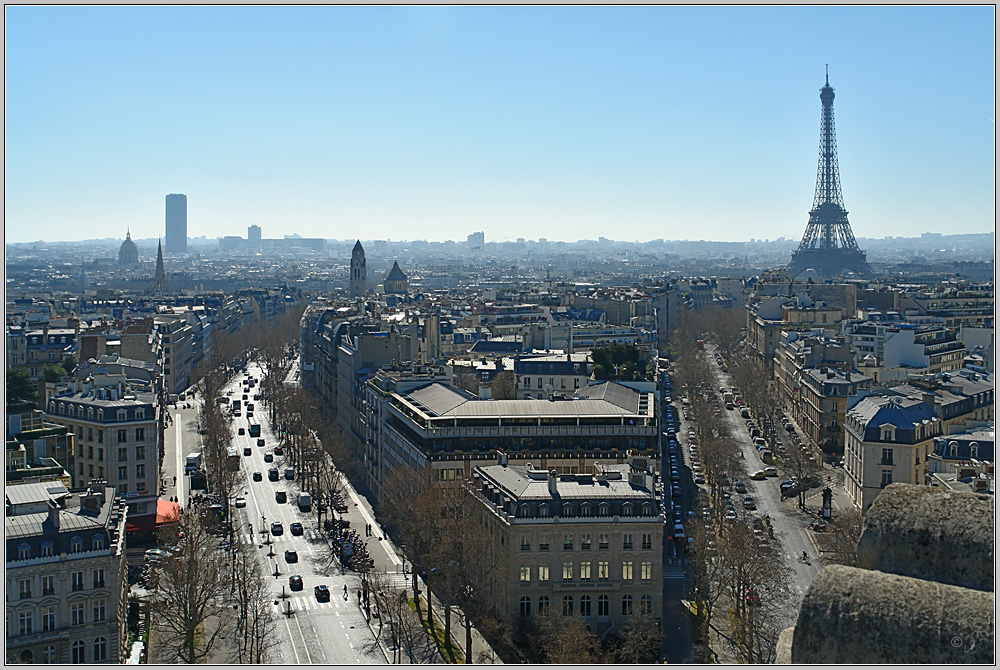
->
(165, 193, 187, 254)
(350, 240, 367, 297)
(787, 71, 875, 281)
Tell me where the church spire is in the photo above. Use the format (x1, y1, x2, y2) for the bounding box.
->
(153, 239, 168, 294)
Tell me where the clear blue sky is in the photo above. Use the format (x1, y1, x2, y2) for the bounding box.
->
(5, 6, 995, 244)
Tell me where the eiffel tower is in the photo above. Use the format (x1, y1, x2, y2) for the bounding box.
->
(787, 71, 875, 281)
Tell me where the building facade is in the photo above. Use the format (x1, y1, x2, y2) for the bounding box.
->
(470, 456, 662, 631)
(5, 483, 128, 664)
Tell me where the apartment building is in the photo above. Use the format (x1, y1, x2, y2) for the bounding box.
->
(45, 380, 160, 523)
(514, 353, 593, 399)
(469, 455, 662, 631)
(5, 483, 128, 664)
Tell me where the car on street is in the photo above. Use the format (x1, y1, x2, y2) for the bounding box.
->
(271, 522, 283, 536)
(274, 445, 283, 456)
(235, 497, 246, 508)
(238, 427, 245, 435)
(315, 585, 330, 602)
(734, 481, 747, 494)
(289, 575, 303, 591)
(145, 548, 170, 562)
(264, 452, 273, 463)
(290, 522, 303, 536)
(751, 470, 767, 480)
(257, 438, 266, 447)
(284, 549, 298, 563)
(672, 522, 686, 540)
(252, 471, 262, 481)
(743, 495, 756, 510)
(764, 467, 778, 477)
(724, 510, 738, 522)
(268, 468, 279, 481)
(244, 446, 252, 456)
(275, 491, 287, 503)
(285, 468, 295, 480)
(233, 409, 241, 417)
(694, 475, 705, 485)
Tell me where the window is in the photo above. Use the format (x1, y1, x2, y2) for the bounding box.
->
(520, 536, 531, 552)
(18, 543, 30, 561)
(19, 578, 32, 599)
(623, 533, 633, 550)
(137, 481, 146, 492)
(598, 503, 609, 516)
(622, 594, 633, 616)
(538, 535, 549, 551)
(562, 561, 574, 581)
(641, 561, 653, 582)
(88, 445, 94, 458)
(72, 571, 85, 591)
(642, 533, 653, 550)
(580, 561, 591, 581)
(538, 565, 549, 582)
(93, 568, 105, 587)
(971, 443, 980, 459)
(135, 427, 145, 442)
(118, 466, 128, 480)
(518, 505, 530, 518)
(43, 606, 56, 632)
(72, 640, 85, 664)
(118, 448, 128, 462)
(117, 429, 127, 443)
(519, 565, 531, 584)
(537, 377, 542, 389)
(563, 534, 573, 550)
(598, 595, 609, 617)
(622, 561, 633, 581)
(93, 637, 107, 663)
(881, 448, 894, 466)
(136, 464, 145, 478)
(87, 428, 93, 442)
(580, 534, 591, 550)
(580, 595, 592, 617)
(538, 595, 549, 615)
(43, 646, 56, 664)
(581, 503, 591, 516)
(19, 610, 33, 635)
(640, 594, 653, 615)
(98, 447, 104, 461)
(97, 430, 103, 444)
(93, 600, 106, 622)
(117, 410, 127, 422)
(623, 503, 633, 516)
(562, 595, 574, 616)
(598, 561, 609, 582)
(538, 504, 549, 518)
(598, 534, 609, 550)
(562, 504, 573, 517)
(519, 597, 531, 618)
(881, 470, 893, 488)
(135, 446, 145, 460)
(88, 465, 94, 477)
(42, 575, 54, 595)
(136, 409, 145, 420)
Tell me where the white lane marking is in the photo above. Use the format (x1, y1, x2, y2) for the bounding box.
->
(175, 420, 186, 505)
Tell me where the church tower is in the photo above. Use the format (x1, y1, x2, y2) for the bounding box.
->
(349, 240, 367, 298)
(153, 240, 168, 295)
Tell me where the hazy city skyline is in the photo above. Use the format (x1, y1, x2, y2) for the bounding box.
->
(5, 6, 995, 245)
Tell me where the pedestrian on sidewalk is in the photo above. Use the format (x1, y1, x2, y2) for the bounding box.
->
(344, 584, 348, 599)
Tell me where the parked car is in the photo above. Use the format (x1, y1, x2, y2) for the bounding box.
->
(734, 481, 747, 494)
(274, 445, 283, 456)
(275, 491, 287, 504)
(268, 468, 279, 481)
(284, 549, 298, 563)
(238, 427, 245, 435)
(743, 495, 756, 510)
(290, 522, 303, 536)
(264, 452, 273, 463)
(252, 471, 262, 481)
(764, 467, 778, 477)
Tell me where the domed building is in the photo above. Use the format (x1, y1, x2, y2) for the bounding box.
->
(118, 230, 139, 266)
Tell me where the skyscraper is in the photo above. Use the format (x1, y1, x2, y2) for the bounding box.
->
(165, 194, 187, 254)
(248, 225, 262, 246)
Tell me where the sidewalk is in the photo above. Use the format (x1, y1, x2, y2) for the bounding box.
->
(341, 472, 502, 664)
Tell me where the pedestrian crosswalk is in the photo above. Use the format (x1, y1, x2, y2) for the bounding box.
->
(273, 594, 345, 613)
(663, 566, 687, 580)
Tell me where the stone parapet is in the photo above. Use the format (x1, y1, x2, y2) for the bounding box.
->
(785, 565, 993, 664)
(856, 483, 994, 591)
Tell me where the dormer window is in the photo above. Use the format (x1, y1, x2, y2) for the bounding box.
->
(88, 408, 94, 420)
(642, 503, 652, 516)
(971, 443, 979, 459)
(71, 537, 83, 553)
(58, 403, 65, 415)
(598, 503, 609, 517)
(622, 503, 634, 516)
(117, 410, 127, 422)
(539, 504, 549, 518)
(562, 504, 573, 517)
(136, 409, 145, 420)
(949, 442, 958, 458)
(518, 505, 530, 518)
(581, 503, 591, 516)
(92, 535, 104, 551)
(18, 543, 31, 560)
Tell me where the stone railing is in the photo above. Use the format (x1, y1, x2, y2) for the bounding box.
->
(776, 484, 994, 664)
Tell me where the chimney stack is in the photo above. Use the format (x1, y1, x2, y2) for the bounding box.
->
(497, 450, 507, 467)
(548, 470, 558, 496)
(47, 500, 60, 529)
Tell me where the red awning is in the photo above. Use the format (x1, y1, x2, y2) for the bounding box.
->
(125, 500, 181, 533)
